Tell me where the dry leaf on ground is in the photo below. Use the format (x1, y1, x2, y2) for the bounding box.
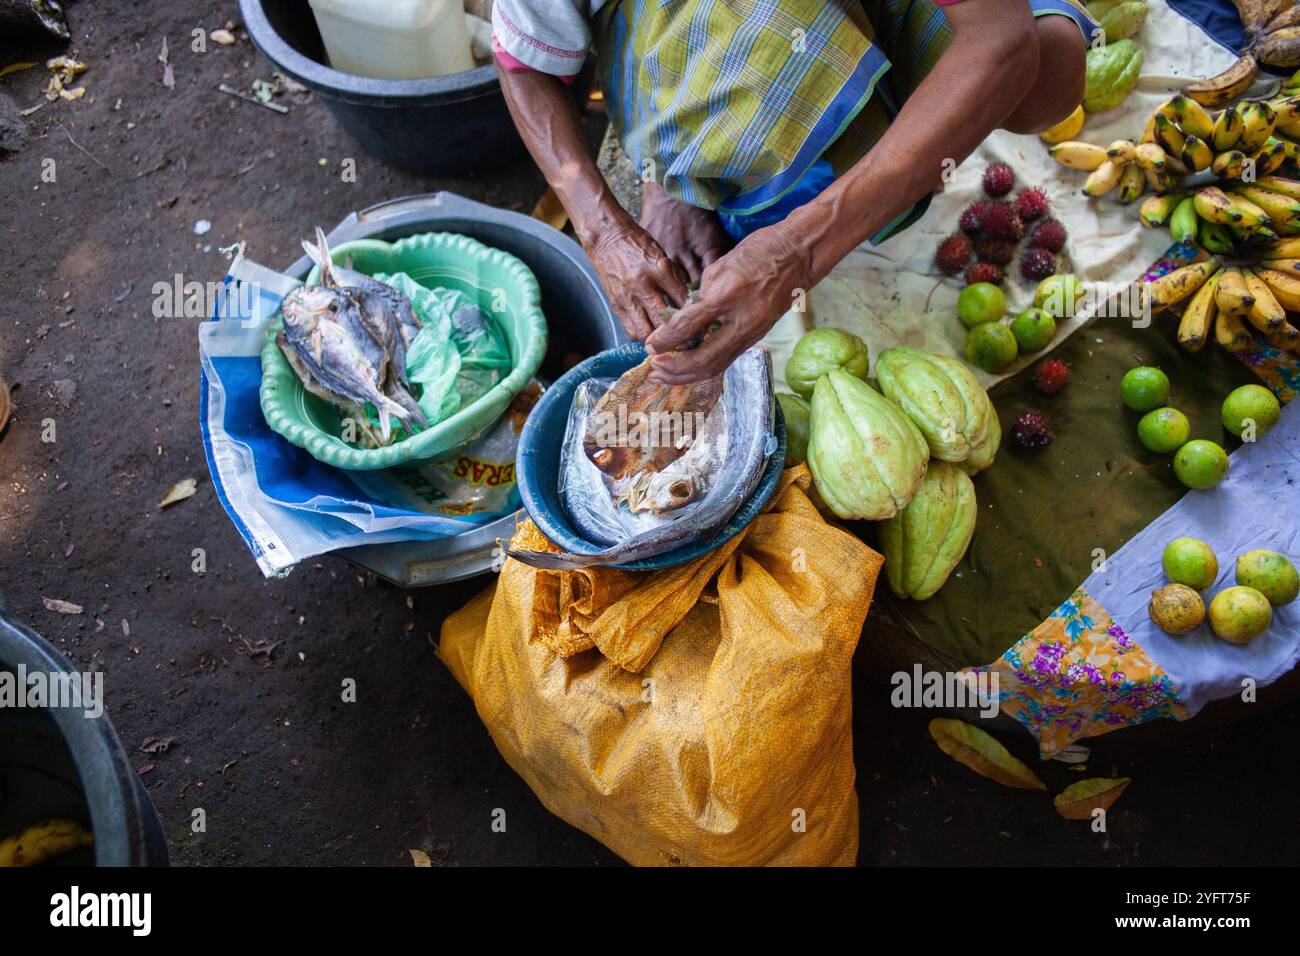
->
(1054, 777, 1131, 820)
(42, 597, 83, 615)
(409, 849, 431, 867)
(159, 477, 197, 508)
(928, 718, 1046, 791)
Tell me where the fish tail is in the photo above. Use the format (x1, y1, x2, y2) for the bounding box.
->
(505, 548, 602, 570)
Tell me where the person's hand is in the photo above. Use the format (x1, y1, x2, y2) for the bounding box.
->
(588, 216, 691, 341)
(644, 221, 814, 384)
(639, 181, 732, 283)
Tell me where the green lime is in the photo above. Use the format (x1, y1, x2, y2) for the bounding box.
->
(1033, 274, 1084, 319)
(1009, 308, 1057, 352)
(1121, 366, 1171, 412)
(957, 282, 1006, 328)
(1162, 537, 1219, 590)
(1173, 439, 1229, 489)
(1221, 384, 1281, 439)
(1235, 549, 1299, 606)
(964, 322, 1019, 372)
(1137, 407, 1190, 453)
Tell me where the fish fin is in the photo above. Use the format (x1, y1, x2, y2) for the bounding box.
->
(505, 548, 604, 570)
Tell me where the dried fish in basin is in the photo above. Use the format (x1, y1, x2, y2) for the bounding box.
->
(509, 348, 775, 570)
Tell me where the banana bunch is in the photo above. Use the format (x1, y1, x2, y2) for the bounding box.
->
(1184, 1, 1300, 107)
(1142, 241, 1300, 354)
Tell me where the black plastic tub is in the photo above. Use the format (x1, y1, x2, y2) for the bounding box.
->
(0, 598, 168, 866)
(240, 0, 525, 175)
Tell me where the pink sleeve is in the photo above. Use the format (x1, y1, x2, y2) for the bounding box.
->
(492, 35, 577, 85)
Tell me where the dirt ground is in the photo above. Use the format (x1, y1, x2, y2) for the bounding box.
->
(1, 0, 1296, 867)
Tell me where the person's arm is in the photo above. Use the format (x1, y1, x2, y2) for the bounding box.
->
(496, 64, 690, 339)
(645, 0, 1071, 383)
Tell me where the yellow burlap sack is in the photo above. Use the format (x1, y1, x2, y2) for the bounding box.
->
(438, 465, 881, 866)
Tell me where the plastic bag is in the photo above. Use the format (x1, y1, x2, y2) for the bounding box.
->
(439, 466, 880, 866)
(556, 348, 777, 550)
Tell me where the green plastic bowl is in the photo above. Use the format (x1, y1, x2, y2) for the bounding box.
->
(260, 232, 548, 470)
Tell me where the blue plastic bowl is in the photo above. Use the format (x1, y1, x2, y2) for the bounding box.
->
(516, 343, 785, 571)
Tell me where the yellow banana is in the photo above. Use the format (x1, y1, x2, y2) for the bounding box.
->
(1242, 269, 1287, 331)
(1239, 101, 1278, 153)
(1141, 108, 1160, 145)
(1118, 163, 1146, 204)
(1135, 142, 1169, 171)
(1107, 139, 1137, 163)
(1184, 54, 1259, 108)
(1212, 149, 1250, 178)
(1261, 256, 1300, 273)
(1178, 269, 1220, 352)
(1212, 106, 1245, 150)
(1228, 191, 1273, 228)
(1083, 159, 1127, 196)
(0, 819, 94, 867)
(1255, 26, 1300, 69)
(1194, 186, 1247, 225)
(1215, 309, 1254, 349)
(1255, 175, 1300, 198)
(1232, 183, 1300, 221)
(1144, 258, 1219, 312)
(1040, 104, 1086, 144)
(1258, 136, 1290, 173)
(1050, 141, 1109, 171)
(1265, 321, 1300, 351)
(1182, 134, 1214, 171)
(1143, 166, 1177, 193)
(1154, 114, 1187, 157)
(1261, 236, 1300, 257)
(1216, 267, 1256, 315)
(1139, 192, 1184, 227)
(1258, 268, 1300, 311)
(1172, 94, 1216, 139)
(1270, 94, 1300, 124)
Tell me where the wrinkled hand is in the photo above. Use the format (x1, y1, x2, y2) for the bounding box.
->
(639, 181, 732, 283)
(645, 222, 814, 384)
(588, 218, 691, 341)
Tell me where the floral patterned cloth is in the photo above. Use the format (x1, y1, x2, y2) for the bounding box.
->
(969, 588, 1187, 756)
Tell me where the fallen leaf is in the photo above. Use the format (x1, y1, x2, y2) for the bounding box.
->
(140, 736, 176, 755)
(409, 849, 432, 867)
(530, 187, 569, 231)
(43, 597, 83, 615)
(1054, 777, 1131, 820)
(159, 477, 197, 508)
(0, 62, 38, 79)
(928, 718, 1045, 791)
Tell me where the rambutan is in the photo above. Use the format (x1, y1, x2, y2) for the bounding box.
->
(1030, 218, 1068, 253)
(959, 200, 992, 236)
(982, 162, 1015, 198)
(934, 233, 973, 276)
(1015, 187, 1050, 222)
(965, 262, 1005, 285)
(1011, 412, 1054, 450)
(975, 239, 1016, 267)
(982, 202, 1024, 241)
(1032, 359, 1071, 395)
(1020, 248, 1057, 282)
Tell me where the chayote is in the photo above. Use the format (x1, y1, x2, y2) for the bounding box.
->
(785, 327, 870, 398)
(875, 347, 1001, 469)
(1083, 39, 1144, 113)
(776, 392, 812, 463)
(880, 461, 977, 601)
(807, 369, 929, 520)
(1099, 1, 1147, 43)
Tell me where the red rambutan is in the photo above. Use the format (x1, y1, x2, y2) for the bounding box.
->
(1030, 218, 1068, 253)
(965, 262, 1005, 285)
(975, 238, 1016, 266)
(1014, 187, 1050, 221)
(934, 233, 974, 276)
(1011, 412, 1054, 450)
(1032, 359, 1071, 395)
(982, 202, 1024, 241)
(959, 200, 992, 236)
(1020, 248, 1058, 282)
(982, 162, 1015, 198)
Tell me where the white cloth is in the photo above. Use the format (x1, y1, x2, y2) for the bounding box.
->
(492, 0, 607, 76)
(763, 3, 1240, 392)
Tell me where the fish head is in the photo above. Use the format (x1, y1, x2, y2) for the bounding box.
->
(281, 285, 348, 332)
